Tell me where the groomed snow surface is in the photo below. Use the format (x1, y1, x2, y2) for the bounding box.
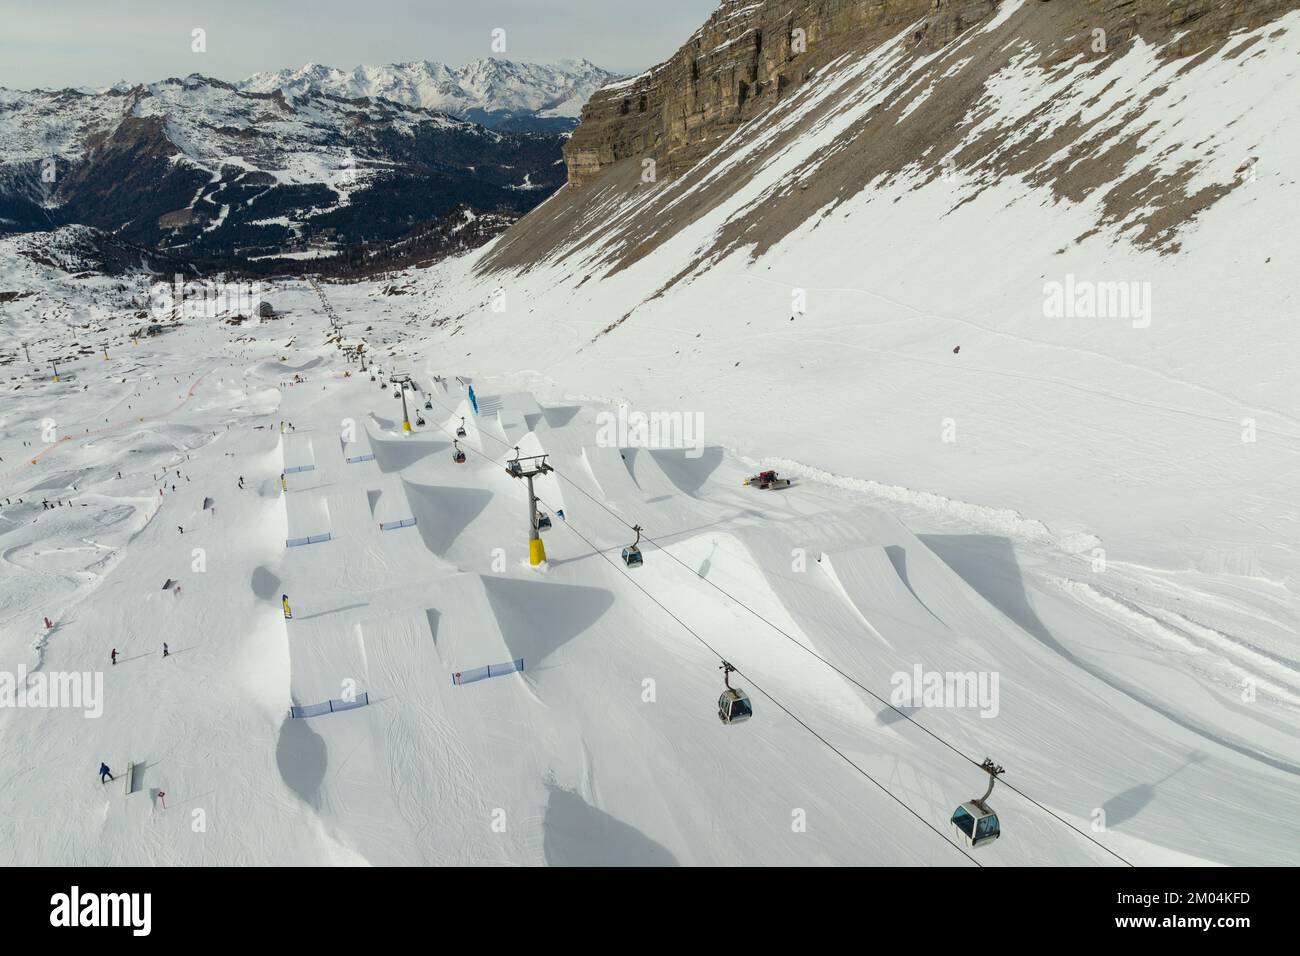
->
(0, 289, 1295, 866)
(2, 11, 1298, 866)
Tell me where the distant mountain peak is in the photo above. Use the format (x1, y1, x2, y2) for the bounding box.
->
(237, 57, 621, 129)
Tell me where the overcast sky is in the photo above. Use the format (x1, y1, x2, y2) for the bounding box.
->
(0, 0, 719, 90)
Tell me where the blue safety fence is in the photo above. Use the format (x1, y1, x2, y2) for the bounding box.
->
(286, 533, 333, 547)
(452, 658, 525, 686)
(379, 518, 417, 531)
(290, 692, 370, 718)
(284, 464, 316, 474)
(345, 453, 376, 464)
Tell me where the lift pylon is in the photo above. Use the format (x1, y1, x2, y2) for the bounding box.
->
(505, 449, 555, 566)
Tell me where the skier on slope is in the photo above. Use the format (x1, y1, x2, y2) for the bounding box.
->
(111, 648, 117, 666)
(99, 763, 114, 784)
(162, 643, 169, 658)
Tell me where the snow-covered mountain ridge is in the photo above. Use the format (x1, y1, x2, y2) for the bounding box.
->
(0, 72, 569, 270)
(239, 57, 619, 131)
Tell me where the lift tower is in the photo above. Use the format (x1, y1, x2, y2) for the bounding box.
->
(390, 372, 413, 432)
(505, 447, 553, 567)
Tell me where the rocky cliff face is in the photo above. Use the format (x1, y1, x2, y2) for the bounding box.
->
(564, 0, 1299, 187)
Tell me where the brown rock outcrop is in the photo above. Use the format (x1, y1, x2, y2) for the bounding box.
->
(564, 0, 1298, 187)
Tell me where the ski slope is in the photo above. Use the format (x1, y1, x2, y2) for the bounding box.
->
(2, 4, 1298, 866)
(1, 289, 1296, 867)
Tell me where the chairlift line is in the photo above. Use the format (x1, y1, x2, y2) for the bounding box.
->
(526, 493, 979, 866)
(413, 386, 1134, 866)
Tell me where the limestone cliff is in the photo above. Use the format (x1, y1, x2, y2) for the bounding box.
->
(564, 0, 1298, 187)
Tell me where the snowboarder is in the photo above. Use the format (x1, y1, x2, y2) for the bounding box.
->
(99, 763, 114, 784)
(282, 594, 293, 620)
(178, 526, 184, 534)
(111, 648, 117, 666)
(238, 476, 244, 489)
(162, 643, 169, 658)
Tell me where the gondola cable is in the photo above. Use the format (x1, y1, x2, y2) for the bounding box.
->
(421, 404, 979, 863)
(417, 378, 1134, 864)
(535, 488, 983, 866)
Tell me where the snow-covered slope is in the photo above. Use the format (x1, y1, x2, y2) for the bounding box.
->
(1, 0, 1296, 868)
(1, 270, 1295, 866)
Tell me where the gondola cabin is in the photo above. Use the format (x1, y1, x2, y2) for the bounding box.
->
(718, 688, 753, 725)
(951, 801, 1000, 849)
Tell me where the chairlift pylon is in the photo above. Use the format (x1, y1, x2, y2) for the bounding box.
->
(717, 661, 753, 725)
(950, 758, 1004, 849)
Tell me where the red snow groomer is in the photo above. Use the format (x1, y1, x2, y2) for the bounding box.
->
(743, 469, 791, 490)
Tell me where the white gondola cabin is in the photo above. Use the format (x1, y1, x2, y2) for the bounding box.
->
(718, 662, 752, 725)
(950, 759, 1004, 849)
